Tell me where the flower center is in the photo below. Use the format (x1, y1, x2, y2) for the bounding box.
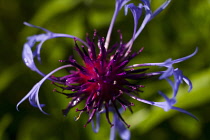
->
(78, 55, 123, 102)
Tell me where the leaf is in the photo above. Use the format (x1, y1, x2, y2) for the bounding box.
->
(20, 0, 82, 36)
(0, 114, 12, 140)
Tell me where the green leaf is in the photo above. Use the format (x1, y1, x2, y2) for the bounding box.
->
(20, 0, 82, 36)
(0, 114, 12, 140)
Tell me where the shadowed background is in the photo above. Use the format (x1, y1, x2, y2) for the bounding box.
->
(0, 0, 210, 140)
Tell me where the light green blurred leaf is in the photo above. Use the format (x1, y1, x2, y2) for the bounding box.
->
(88, 10, 113, 29)
(171, 116, 201, 139)
(20, 0, 82, 36)
(0, 114, 12, 140)
(0, 63, 21, 93)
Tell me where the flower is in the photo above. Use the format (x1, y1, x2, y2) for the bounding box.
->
(17, 0, 198, 139)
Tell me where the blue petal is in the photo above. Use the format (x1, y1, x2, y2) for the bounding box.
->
(138, 48, 198, 79)
(178, 69, 192, 90)
(171, 106, 198, 121)
(141, 0, 172, 21)
(17, 64, 73, 114)
(116, 118, 130, 140)
(127, 91, 175, 112)
(23, 22, 89, 64)
(110, 124, 116, 140)
(151, 0, 171, 19)
(24, 22, 51, 33)
(164, 68, 193, 98)
(182, 75, 193, 92)
(173, 69, 186, 95)
(170, 47, 198, 64)
(22, 42, 46, 77)
(156, 91, 176, 111)
(16, 82, 48, 114)
(110, 108, 130, 140)
(91, 112, 100, 133)
(159, 48, 198, 68)
(159, 66, 174, 79)
(116, 0, 131, 10)
(165, 78, 174, 91)
(105, 0, 130, 50)
(134, 2, 152, 38)
(22, 22, 89, 78)
(124, 0, 172, 48)
(124, 3, 143, 23)
(22, 43, 37, 71)
(141, 0, 151, 14)
(124, 3, 143, 45)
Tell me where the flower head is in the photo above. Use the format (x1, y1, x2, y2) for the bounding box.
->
(17, 0, 198, 139)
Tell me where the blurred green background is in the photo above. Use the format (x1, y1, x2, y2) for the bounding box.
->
(0, 0, 210, 140)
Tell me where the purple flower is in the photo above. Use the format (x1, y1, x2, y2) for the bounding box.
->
(17, 0, 198, 139)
